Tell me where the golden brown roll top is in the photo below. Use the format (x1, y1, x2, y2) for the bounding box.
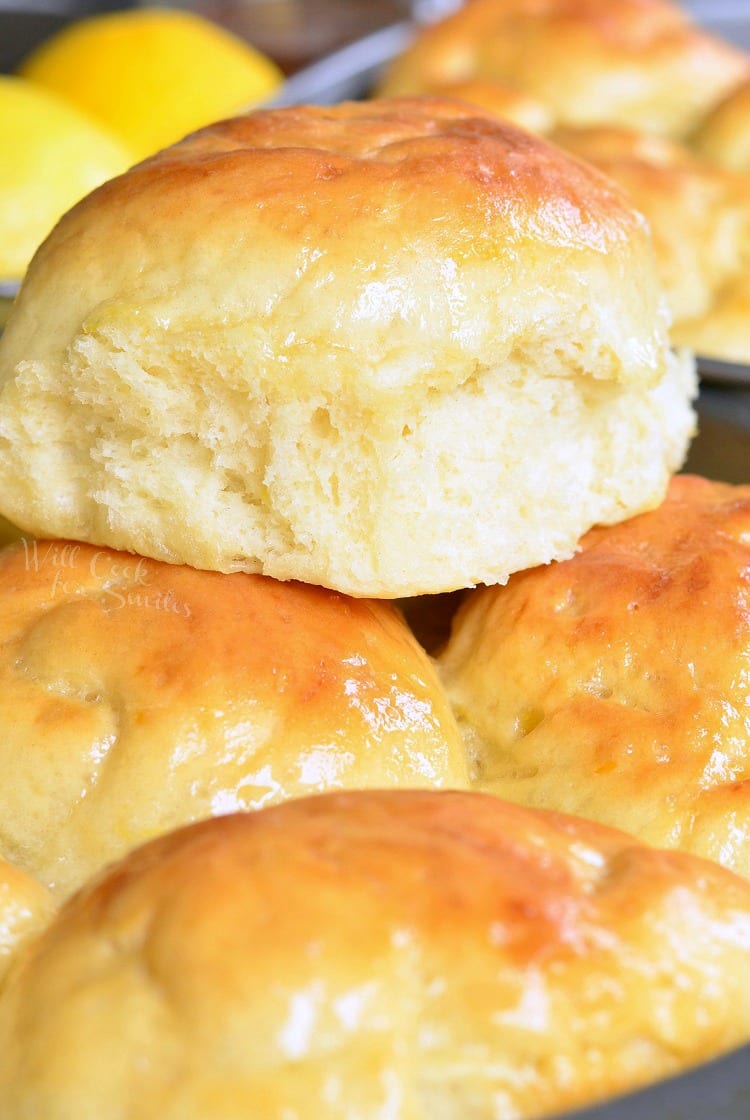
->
(378, 0, 749, 138)
(2, 98, 668, 395)
(439, 474, 750, 876)
(0, 539, 467, 896)
(0, 98, 694, 597)
(552, 123, 750, 361)
(2, 790, 750, 1118)
(392, 78, 556, 133)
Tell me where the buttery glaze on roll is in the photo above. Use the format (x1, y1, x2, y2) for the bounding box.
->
(0, 98, 695, 597)
(0, 857, 54, 987)
(3, 790, 750, 1118)
(439, 475, 750, 876)
(0, 539, 467, 896)
(378, 0, 749, 138)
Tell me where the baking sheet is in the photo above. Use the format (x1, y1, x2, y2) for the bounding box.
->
(562, 1039, 750, 1120)
(0, 8, 748, 1119)
(686, 386, 750, 483)
(696, 356, 750, 387)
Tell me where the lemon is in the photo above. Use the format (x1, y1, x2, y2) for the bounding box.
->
(0, 75, 132, 280)
(20, 7, 284, 162)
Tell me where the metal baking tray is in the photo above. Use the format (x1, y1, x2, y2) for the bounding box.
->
(563, 1040, 750, 1120)
(0, 8, 748, 1119)
(685, 385, 750, 483)
(695, 355, 750, 387)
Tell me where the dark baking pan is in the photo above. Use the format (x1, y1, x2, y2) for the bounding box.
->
(562, 1040, 750, 1120)
(0, 10, 748, 1119)
(0, 2, 130, 73)
(687, 383, 750, 483)
(0, 9, 66, 72)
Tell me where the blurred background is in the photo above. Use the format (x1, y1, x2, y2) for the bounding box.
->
(1, 0, 468, 75)
(2, 0, 750, 74)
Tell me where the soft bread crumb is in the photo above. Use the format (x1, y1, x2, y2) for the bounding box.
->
(0, 100, 696, 595)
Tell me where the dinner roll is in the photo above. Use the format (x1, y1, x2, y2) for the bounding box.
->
(674, 277, 750, 365)
(693, 80, 750, 172)
(552, 124, 750, 362)
(0, 857, 54, 987)
(0, 99, 695, 597)
(400, 78, 556, 133)
(3, 789, 750, 1118)
(439, 474, 750, 876)
(378, 0, 749, 138)
(0, 538, 467, 896)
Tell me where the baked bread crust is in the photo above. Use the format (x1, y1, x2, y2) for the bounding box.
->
(378, 0, 749, 138)
(3, 790, 750, 1118)
(440, 475, 750, 874)
(0, 98, 695, 595)
(0, 538, 467, 896)
(552, 124, 750, 362)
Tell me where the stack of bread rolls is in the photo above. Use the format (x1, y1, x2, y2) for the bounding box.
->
(377, 0, 750, 138)
(377, 0, 750, 363)
(0, 93, 748, 1119)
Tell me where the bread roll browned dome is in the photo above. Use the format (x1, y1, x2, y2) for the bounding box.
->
(439, 474, 750, 875)
(0, 538, 467, 896)
(552, 124, 750, 362)
(378, 0, 749, 138)
(0, 98, 695, 597)
(395, 78, 556, 132)
(3, 789, 750, 1118)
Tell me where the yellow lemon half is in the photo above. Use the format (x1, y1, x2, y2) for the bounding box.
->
(0, 75, 132, 279)
(20, 7, 284, 161)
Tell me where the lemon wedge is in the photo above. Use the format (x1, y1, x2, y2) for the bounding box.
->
(20, 7, 284, 162)
(0, 74, 132, 280)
